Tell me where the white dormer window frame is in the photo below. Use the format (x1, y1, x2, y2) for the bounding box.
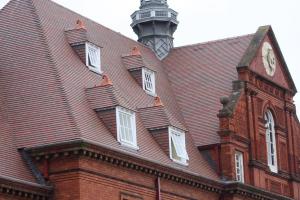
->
(116, 106, 138, 150)
(142, 67, 156, 96)
(85, 42, 102, 74)
(265, 110, 278, 173)
(168, 126, 189, 165)
(235, 151, 244, 183)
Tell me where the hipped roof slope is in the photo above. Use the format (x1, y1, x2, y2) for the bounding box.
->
(0, 0, 221, 181)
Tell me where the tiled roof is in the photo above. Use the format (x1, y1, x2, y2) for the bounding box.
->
(0, 0, 245, 183)
(163, 35, 254, 146)
(0, 97, 36, 184)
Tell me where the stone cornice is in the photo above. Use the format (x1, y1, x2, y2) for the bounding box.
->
(25, 140, 294, 200)
(0, 175, 52, 200)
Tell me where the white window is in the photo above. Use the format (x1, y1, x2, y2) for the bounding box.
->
(265, 110, 278, 173)
(116, 107, 138, 149)
(86, 42, 101, 74)
(235, 151, 244, 183)
(169, 127, 189, 165)
(142, 68, 156, 96)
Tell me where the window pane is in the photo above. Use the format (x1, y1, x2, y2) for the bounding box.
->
(117, 108, 137, 148)
(170, 128, 189, 161)
(143, 68, 155, 94)
(235, 152, 244, 182)
(265, 110, 277, 172)
(86, 43, 101, 73)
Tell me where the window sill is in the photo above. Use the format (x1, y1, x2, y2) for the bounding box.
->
(171, 158, 188, 166)
(87, 65, 102, 75)
(268, 165, 278, 173)
(145, 90, 157, 97)
(119, 142, 140, 151)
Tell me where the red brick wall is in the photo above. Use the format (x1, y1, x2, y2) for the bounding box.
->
(228, 66, 300, 198)
(44, 155, 219, 200)
(218, 63, 300, 198)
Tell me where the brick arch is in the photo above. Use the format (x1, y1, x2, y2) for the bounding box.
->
(262, 101, 279, 126)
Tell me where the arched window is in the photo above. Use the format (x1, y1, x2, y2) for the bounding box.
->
(264, 110, 278, 173)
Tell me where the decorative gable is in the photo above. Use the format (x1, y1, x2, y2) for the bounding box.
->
(238, 26, 297, 94)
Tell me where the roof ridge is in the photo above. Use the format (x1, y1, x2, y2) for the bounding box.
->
(173, 33, 255, 50)
(29, 0, 81, 137)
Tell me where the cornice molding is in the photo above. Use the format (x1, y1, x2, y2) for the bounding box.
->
(0, 176, 52, 200)
(26, 140, 293, 200)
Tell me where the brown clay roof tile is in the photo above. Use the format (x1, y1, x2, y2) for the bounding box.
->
(163, 35, 254, 146)
(0, 0, 258, 184)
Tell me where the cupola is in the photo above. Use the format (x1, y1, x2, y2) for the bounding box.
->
(131, 0, 178, 59)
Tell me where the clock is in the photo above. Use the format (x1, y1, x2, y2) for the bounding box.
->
(262, 42, 276, 76)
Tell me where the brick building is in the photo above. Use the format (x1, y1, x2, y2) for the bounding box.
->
(0, 0, 299, 199)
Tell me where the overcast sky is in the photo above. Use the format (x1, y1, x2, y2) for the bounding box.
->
(0, 0, 299, 116)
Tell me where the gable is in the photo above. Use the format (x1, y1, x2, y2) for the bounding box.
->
(238, 26, 297, 93)
(249, 33, 290, 89)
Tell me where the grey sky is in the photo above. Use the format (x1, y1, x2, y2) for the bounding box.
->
(1, 0, 299, 116)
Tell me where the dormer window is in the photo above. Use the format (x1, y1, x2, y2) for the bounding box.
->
(116, 106, 138, 149)
(86, 42, 101, 74)
(142, 68, 156, 95)
(169, 127, 189, 165)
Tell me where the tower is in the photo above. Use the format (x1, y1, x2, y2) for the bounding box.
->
(131, 0, 178, 59)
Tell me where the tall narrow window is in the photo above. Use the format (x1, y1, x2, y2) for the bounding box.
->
(169, 127, 189, 165)
(235, 151, 244, 183)
(265, 110, 278, 173)
(116, 107, 138, 149)
(142, 68, 156, 96)
(86, 42, 101, 73)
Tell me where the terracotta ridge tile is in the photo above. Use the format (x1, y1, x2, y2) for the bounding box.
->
(75, 19, 86, 30)
(100, 74, 113, 86)
(131, 46, 142, 56)
(154, 96, 164, 107)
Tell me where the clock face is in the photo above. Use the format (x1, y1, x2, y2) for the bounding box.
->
(262, 42, 276, 76)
